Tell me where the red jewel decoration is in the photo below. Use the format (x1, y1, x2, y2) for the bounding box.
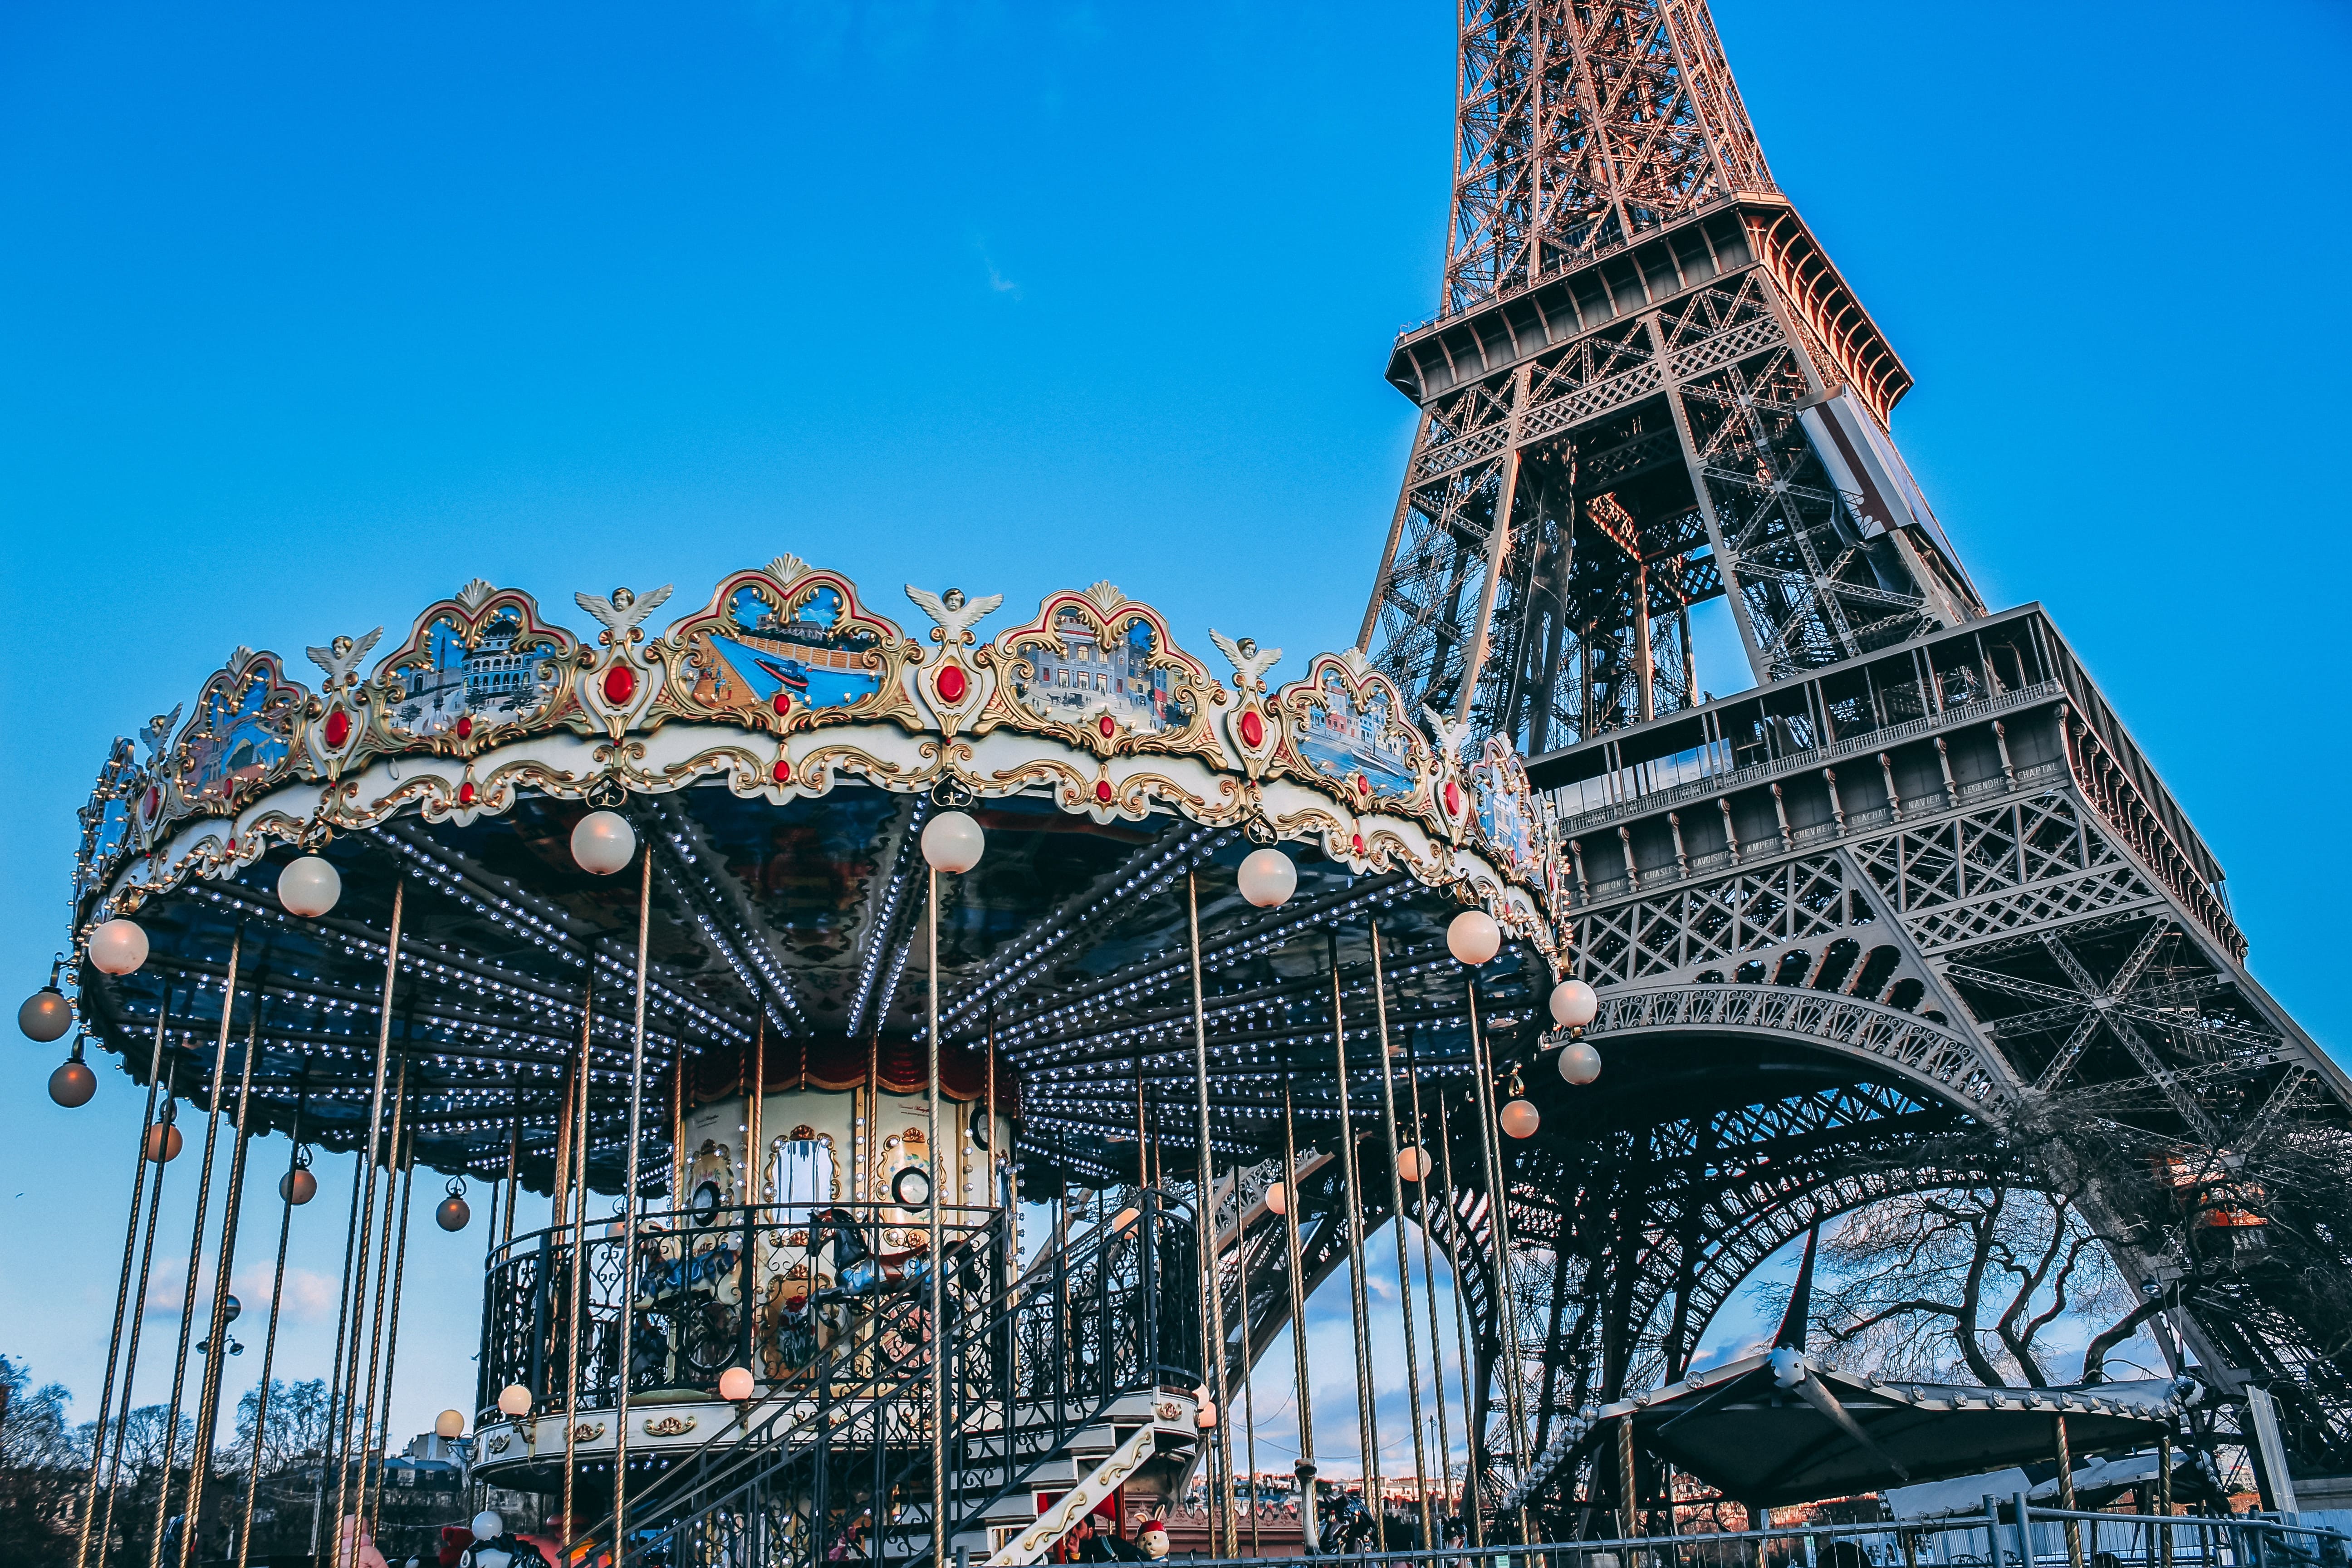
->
(1098, 714, 1116, 740)
(1095, 780, 1114, 804)
(458, 781, 477, 806)
(455, 715, 474, 740)
(324, 709, 351, 749)
(1444, 779, 1462, 816)
(1351, 833, 1365, 855)
(1238, 710, 1264, 749)
(603, 666, 637, 706)
(771, 691, 792, 716)
(771, 758, 791, 783)
(1355, 774, 1371, 799)
(936, 662, 968, 704)
(144, 786, 161, 818)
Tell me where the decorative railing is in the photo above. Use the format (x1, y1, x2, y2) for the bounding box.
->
(479, 1199, 1009, 1417)
(1547, 681, 2065, 839)
(538, 1190, 1200, 1568)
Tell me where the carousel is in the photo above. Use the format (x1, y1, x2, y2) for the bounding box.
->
(39, 559, 1600, 1568)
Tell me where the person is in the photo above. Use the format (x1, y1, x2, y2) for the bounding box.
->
(333, 1515, 392, 1568)
(826, 1512, 871, 1560)
(1093, 1515, 1147, 1562)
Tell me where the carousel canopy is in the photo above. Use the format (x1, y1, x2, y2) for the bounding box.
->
(67, 563, 1565, 1195)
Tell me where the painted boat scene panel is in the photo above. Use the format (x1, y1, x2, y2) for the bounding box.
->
(1471, 741, 1539, 876)
(387, 608, 566, 737)
(1295, 669, 1418, 798)
(178, 671, 294, 810)
(695, 583, 886, 717)
(1005, 609, 1176, 734)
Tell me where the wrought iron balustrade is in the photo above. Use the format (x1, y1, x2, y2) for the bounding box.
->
(513, 1190, 1200, 1568)
(479, 1198, 1009, 1418)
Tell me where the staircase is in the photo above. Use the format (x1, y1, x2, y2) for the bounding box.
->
(594, 1189, 1204, 1568)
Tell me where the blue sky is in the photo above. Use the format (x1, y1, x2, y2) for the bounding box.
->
(3, 0, 2347, 1454)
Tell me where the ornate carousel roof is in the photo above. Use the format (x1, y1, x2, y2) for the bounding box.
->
(67, 561, 1568, 1195)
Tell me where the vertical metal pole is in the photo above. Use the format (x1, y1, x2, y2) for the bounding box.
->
(184, 1003, 261, 1562)
(330, 881, 403, 1547)
(1404, 1040, 1455, 1531)
(1233, 1198, 1261, 1558)
(1432, 1088, 1482, 1547)
(366, 1130, 418, 1543)
(563, 999, 590, 1551)
(236, 1088, 304, 1568)
(928, 866, 948, 1567)
(153, 930, 240, 1568)
(1279, 1076, 1318, 1554)
(1187, 873, 1236, 1556)
(308, 1154, 365, 1559)
(1328, 934, 1383, 1551)
(672, 1053, 687, 1216)
(2158, 1434, 2174, 1568)
(613, 846, 654, 1546)
(1368, 924, 1434, 1548)
(498, 1106, 519, 1252)
(353, 1061, 408, 1541)
(2055, 1415, 2083, 1568)
(1618, 1414, 1638, 1541)
(1465, 978, 1533, 1540)
(2015, 1489, 2036, 1568)
(76, 1003, 171, 1568)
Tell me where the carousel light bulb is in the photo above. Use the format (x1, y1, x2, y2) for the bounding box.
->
(496, 1385, 534, 1418)
(277, 856, 342, 918)
(221, 1294, 240, 1323)
(1262, 1182, 1287, 1216)
(434, 1409, 466, 1440)
(1396, 1146, 1429, 1182)
(89, 919, 149, 977)
(1235, 848, 1298, 910)
(571, 811, 637, 875)
(718, 1366, 755, 1402)
(49, 1053, 96, 1108)
(1548, 979, 1598, 1030)
(145, 1122, 184, 1163)
(1446, 910, 1501, 966)
(19, 970, 72, 1044)
(1499, 1098, 1540, 1139)
(1557, 1041, 1602, 1086)
(436, 1189, 471, 1232)
(921, 811, 985, 874)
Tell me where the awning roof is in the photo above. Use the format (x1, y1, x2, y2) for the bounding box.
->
(1510, 1349, 2186, 1510)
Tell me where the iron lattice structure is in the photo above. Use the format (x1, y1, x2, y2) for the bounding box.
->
(1352, 0, 2352, 1509)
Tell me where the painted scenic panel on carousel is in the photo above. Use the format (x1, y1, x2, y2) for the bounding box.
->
(1288, 662, 1421, 800)
(1470, 739, 1541, 878)
(682, 580, 887, 720)
(382, 603, 568, 740)
(1003, 607, 1178, 734)
(174, 655, 301, 813)
(76, 742, 139, 897)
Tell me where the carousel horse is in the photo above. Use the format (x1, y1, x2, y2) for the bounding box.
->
(810, 1205, 887, 1299)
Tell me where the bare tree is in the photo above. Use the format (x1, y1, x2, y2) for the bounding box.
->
(224, 1378, 328, 1480)
(0, 1357, 83, 1565)
(1785, 1186, 2148, 1387)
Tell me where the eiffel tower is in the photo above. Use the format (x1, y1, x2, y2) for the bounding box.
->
(1360, 0, 2352, 1509)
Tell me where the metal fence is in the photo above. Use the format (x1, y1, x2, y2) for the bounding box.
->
(1118, 1504, 2352, 1568)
